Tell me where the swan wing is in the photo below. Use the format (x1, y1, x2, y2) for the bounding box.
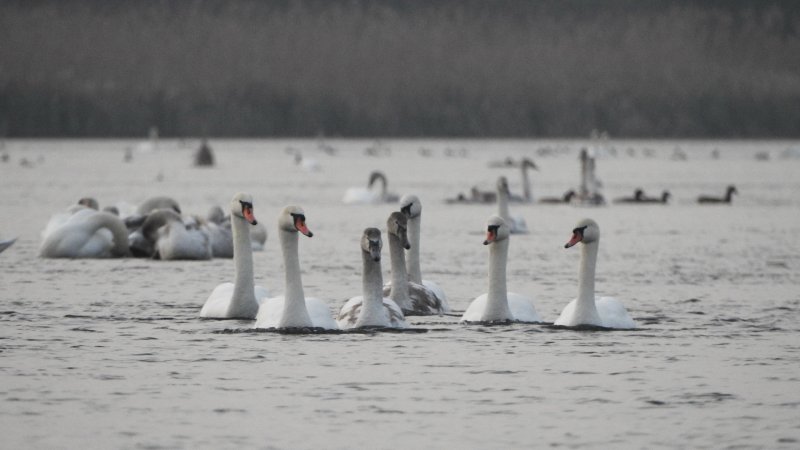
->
(595, 296, 637, 329)
(305, 297, 339, 330)
(407, 281, 446, 315)
(422, 279, 449, 311)
(200, 282, 235, 318)
(460, 293, 489, 322)
(336, 296, 363, 329)
(507, 292, 541, 323)
(254, 296, 285, 329)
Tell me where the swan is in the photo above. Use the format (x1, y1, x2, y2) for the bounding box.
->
(381, 212, 443, 316)
(342, 171, 399, 204)
(200, 193, 269, 319)
(496, 176, 528, 234)
(336, 228, 408, 329)
(573, 148, 605, 205)
(698, 185, 737, 204)
(0, 237, 17, 254)
(133, 209, 212, 260)
(136, 196, 181, 215)
(207, 204, 267, 251)
(461, 216, 541, 323)
(398, 195, 448, 310)
(40, 208, 130, 258)
(554, 218, 637, 329)
(539, 190, 576, 204)
(294, 152, 321, 172)
(254, 206, 338, 330)
(516, 158, 538, 203)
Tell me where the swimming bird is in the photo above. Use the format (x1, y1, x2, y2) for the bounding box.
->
(135, 209, 212, 260)
(461, 216, 541, 323)
(496, 176, 527, 234)
(382, 212, 443, 316)
(573, 148, 605, 205)
(539, 190, 576, 204)
(614, 189, 670, 204)
(398, 195, 448, 310)
(554, 219, 637, 329)
(336, 228, 407, 329)
(697, 185, 737, 204)
(193, 139, 215, 167)
(200, 193, 269, 319)
(40, 208, 130, 258)
(254, 206, 338, 330)
(516, 157, 538, 203)
(342, 171, 399, 204)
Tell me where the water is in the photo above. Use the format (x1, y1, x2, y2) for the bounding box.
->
(1, 139, 800, 448)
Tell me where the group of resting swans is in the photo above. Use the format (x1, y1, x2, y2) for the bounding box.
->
(199, 192, 637, 331)
(39, 196, 267, 260)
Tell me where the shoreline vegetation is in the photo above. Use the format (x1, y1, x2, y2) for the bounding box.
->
(1, 0, 799, 138)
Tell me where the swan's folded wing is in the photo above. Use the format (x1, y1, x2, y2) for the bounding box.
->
(336, 296, 363, 329)
(507, 292, 541, 323)
(460, 294, 488, 322)
(305, 297, 339, 330)
(595, 296, 637, 329)
(199, 282, 234, 318)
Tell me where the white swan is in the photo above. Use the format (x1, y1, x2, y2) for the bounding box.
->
(381, 212, 443, 316)
(573, 149, 605, 205)
(554, 218, 637, 329)
(497, 176, 528, 234)
(254, 206, 338, 330)
(342, 171, 399, 204)
(200, 193, 269, 319)
(398, 194, 448, 309)
(461, 216, 541, 323)
(135, 209, 211, 260)
(517, 158, 538, 203)
(336, 228, 407, 329)
(40, 208, 130, 258)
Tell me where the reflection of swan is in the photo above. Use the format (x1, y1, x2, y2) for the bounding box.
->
(698, 185, 737, 204)
(497, 177, 527, 234)
(554, 219, 636, 329)
(399, 195, 448, 309)
(254, 206, 338, 330)
(139, 209, 212, 260)
(342, 171, 399, 204)
(461, 216, 540, 323)
(200, 193, 268, 319)
(539, 190, 576, 204)
(382, 212, 443, 315)
(40, 209, 130, 258)
(336, 228, 407, 329)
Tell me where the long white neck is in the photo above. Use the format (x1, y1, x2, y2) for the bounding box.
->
(575, 240, 602, 325)
(497, 187, 511, 224)
(521, 165, 532, 202)
(388, 232, 411, 311)
(87, 212, 129, 256)
(356, 251, 386, 327)
(483, 239, 512, 321)
(228, 216, 258, 318)
(278, 229, 312, 327)
(406, 215, 422, 284)
(580, 155, 589, 197)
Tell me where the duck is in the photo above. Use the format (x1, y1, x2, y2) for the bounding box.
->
(496, 176, 528, 234)
(539, 190, 576, 204)
(381, 212, 444, 316)
(397, 195, 448, 309)
(461, 216, 541, 323)
(254, 206, 338, 330)
(614, 189, 670, 204)
(336, 228, 407, 329)
(200, 193, 269, 319)
(40, 208, 130, 258)
(554, 218, 637, 329)
(342, 171, 399, 204)
(698, 185, 737, 204)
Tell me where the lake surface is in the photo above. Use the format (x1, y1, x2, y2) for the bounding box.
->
(1, 138, 800, 449)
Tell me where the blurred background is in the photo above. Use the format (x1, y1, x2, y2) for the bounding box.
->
(1, 0, 799, 138)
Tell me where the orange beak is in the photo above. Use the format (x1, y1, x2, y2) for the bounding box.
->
(295, 217, 313, 237)
(483, 230, 496, 245)
(565, 232, 582, 248)
(243, 206, 257, 225)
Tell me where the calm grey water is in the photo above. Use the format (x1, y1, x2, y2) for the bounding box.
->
(2, 139, 800, 449)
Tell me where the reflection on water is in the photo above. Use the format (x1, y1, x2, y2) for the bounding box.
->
(1, 139, 799, 448)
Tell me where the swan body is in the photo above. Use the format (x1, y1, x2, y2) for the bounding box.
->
(461, 216, 540, 323)
(130, 209, 211, 260)
(554, 218, 636, 329)
(40, 208, 130, 258)
(342, 171, 399, 204)
(254, 206, 338, 330)
(698, 185, 737, 204)
(399, 195, 449, 310)
(337, 228, 407, 329)
(497, 177, 527, 234)
(381, 212, 444, 315)
(200, 193, 269, 319)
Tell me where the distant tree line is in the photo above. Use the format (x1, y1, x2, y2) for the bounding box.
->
(1, 0, 799, 137)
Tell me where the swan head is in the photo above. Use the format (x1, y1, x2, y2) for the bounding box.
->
(368, 171, 387, 188)
(496, 176, 510, 195)
(565, 218, 599, 248)
(280, 205, 313, 237)
(230, 193, 257, 225)
(399, 194, 421, 219)
(634, 189, 644, 200)
(361, 228, 382, 261)
(726, 185, 738, 195)
(483, 215, 510, 245)
(521, 158, 538, 170)
(387, 211, 410, 250)
(78, 197, 99, 210)
(564, 190, 576, 202)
